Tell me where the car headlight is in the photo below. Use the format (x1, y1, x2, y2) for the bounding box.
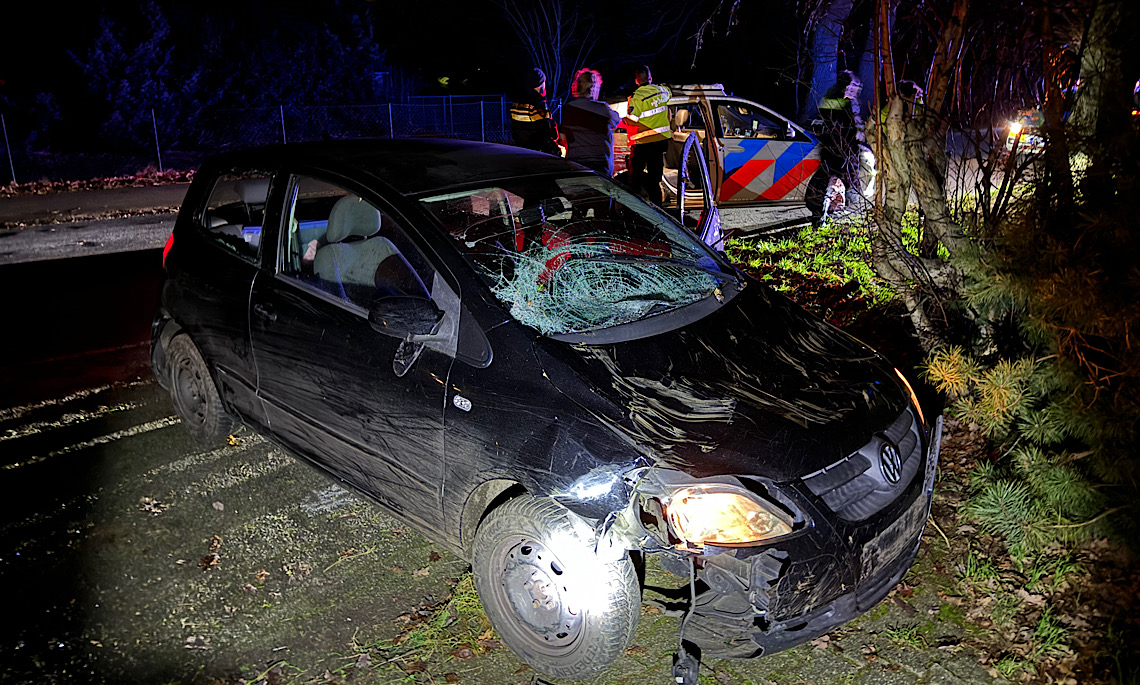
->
(665, 485, 794, 546)
(1008, 120, 1023, 135)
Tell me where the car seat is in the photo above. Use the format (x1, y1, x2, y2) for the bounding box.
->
(314, 195, 399, 295)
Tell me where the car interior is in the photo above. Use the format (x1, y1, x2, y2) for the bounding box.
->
(280, 180, 430, 308)
(201, 174, 270, 261)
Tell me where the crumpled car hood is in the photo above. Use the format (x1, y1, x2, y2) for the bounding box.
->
(534, 282, 909, 482)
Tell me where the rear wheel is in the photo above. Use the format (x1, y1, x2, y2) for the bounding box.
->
(472, 495, 640, 680)
(167, 335, 235, 446)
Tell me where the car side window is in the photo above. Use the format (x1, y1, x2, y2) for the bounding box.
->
(716, 103, 785, 140)
(278, 175, 434, 309)
(200, 172, 270, 263)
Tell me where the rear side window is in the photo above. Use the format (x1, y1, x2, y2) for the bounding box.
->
(200, 172, 271, 263)
(278, 175, 435, 309)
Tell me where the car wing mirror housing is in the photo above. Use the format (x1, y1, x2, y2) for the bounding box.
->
(369, 296, 444, 340)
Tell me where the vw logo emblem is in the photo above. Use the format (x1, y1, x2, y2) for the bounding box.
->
(880, 442, 903, 484)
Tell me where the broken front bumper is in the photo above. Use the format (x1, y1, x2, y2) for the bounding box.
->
(650, 415, 943, 659)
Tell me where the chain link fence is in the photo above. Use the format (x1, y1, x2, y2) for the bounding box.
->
(0, 95, 560, 185)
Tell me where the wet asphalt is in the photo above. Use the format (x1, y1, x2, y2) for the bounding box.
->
(0, 187, 1007, 684)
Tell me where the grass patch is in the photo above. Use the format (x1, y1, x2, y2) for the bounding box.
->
(726, 218, 893, 312)
(885, 623, 927, 649)
(362, 573, 497, 679)
(937, 602, 966, 626)
(1032, 608, 1071, 659)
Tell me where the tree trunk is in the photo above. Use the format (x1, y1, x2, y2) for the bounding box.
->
(801, 0, 855, 122)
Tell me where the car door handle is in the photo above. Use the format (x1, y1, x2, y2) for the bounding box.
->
(253, 303, 277, 322)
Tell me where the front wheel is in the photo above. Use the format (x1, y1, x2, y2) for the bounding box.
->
(472, 495, 640, 680)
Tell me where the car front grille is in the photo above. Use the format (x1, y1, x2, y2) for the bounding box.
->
(800, 407, 923, 521)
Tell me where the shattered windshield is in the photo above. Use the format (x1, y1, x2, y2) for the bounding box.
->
(420, 175, 732, 336)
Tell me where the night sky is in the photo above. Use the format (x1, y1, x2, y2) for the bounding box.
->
(1, 0, 807, 115)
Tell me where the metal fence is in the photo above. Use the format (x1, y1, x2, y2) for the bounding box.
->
(0, 94, 560, 184)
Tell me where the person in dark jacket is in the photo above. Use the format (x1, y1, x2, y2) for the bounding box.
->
(510, 67, 560, 155)
(560, 68, 621, 175)
(806, 70, 868, 224)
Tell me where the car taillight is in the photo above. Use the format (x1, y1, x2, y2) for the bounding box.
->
(162, 233, 174, 268)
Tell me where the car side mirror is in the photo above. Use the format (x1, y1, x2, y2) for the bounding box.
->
(368, 296, 444, 340)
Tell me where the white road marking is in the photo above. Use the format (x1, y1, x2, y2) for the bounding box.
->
(2, 416, 182, 470)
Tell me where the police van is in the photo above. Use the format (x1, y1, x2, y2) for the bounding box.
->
(611, 84, 821, 208)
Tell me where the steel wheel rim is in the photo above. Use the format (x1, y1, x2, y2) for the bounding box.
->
(173, 359, 207, 425)
(492, 535, 585, 655)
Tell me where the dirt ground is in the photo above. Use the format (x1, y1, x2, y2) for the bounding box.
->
(6, 372, 1135, 685)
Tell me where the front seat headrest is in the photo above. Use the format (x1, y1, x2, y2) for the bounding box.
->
(326, 195, 381, 243)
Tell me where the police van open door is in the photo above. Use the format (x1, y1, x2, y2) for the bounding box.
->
(710, 97, 819, 204)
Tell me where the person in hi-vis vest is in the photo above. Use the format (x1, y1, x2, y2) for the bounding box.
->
(624, 65, 671, 206)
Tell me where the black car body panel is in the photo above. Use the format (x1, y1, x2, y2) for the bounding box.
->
(153, 138, 939, 668)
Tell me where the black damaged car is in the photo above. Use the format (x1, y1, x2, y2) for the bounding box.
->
(151, 138, 942, 682)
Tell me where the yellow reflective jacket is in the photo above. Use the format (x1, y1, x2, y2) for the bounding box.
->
(627, 84, 672, 144)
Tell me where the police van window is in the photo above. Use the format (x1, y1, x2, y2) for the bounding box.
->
(200, 172, 270, 263)
(716, 103, 785, 140)
(672, 104, 706, 131)
(278, 175, 434, 310)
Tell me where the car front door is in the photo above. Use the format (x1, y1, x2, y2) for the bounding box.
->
(249, 173, 456, 532)
(712, 99, 820, 204)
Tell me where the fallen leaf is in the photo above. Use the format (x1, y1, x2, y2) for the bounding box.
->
(429, 551, 442, 562)
(716, 671, 733, 683)
(138, 496, 169, 514)
(212, 501, 224, 511)
(625, 644, 648, 655)
(1015, 588, 1046, 607)
(512, 665, 532, 675)
(226, 434, 242, 446)
(255, 569, 270, 584)
(355, 653, 371, 670)
(451, 647, 475, 660)
(892, 596, 917, 617)
(209, 536, 222, 552)
(392, 565, 404, 574)
(266, 665, 284, 685)
(199, 554, 219, 570)
(478, 629, 497, 641)
(445, 674, 461, 684)
(810, 636, 830, 650)
(477, 638, 502, 651)
(413, 566, 430, 577)
(401, 660, 427, 673)
(242, 583, 257, 594)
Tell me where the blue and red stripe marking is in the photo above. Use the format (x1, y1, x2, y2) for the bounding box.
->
(720, 141, 819, 202)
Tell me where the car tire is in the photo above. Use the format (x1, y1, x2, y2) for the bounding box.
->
(472, 495, 640, 680)
(167, 334, 235, 446)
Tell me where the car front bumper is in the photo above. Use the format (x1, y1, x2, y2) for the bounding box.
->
(669, 415, 942, 659)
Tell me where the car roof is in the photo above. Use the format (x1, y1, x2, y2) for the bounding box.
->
(207, 138, 583, 196)
(666, 84, 728, 97)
